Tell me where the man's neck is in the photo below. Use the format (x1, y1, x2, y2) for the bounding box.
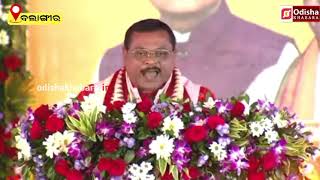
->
(139, 89, 158, 100)
(159, 0, 221, 33)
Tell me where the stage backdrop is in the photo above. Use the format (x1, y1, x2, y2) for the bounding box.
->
(27, 0, 312, 106)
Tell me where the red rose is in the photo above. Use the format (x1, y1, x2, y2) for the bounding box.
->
(248, 171, 265, 180)
(108, 158, 127, 176)
(207, 115, 225, 129)
(182, 102, 191, 112)
(46, 114, 65, 133)
(66, 169, 83, 180)
(106, 101, 125, 112)
(0, 71, 8, 82)
(55, 159, 70, 177)
(3, 131, 12, 140)
(0, 138, 5, 154)
(137, 96, 153, 113)
(98, 158, 113, 172)
(103, 138, 120, 153)
(30, 120, 44, 140)
(161, 170, 174, 180)
(230, 101, 245, 117)
(98, 158, 127, 176)
(184, 126, 207, 143)
(182, 167, 202, 180)
(4, 54, 22, 71)
(146, 112, 163, 129)
(5, 147, 17, 159)
(248, 156, 260, 172)
(262, 151, 278, 171)
(7, 175, 21, 180)
(34, 105, 53, 121)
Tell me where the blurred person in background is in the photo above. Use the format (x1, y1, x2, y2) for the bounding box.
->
(276, 0, 320, 178)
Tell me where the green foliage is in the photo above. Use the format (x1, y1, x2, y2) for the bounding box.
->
(4, 72, 33, 120)
(66, 107, 100, 142)
(158, 158, 168, 176)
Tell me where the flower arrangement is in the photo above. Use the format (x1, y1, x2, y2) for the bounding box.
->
(15, 92, 319, 180)
(1, 0, 32, 178)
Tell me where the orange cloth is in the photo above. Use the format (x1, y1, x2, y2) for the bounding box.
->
(276, 38, 318, 120)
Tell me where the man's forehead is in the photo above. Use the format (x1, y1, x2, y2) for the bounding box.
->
(129, 31, 172, 49)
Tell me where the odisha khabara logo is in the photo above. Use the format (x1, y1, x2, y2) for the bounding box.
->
(293, 7, 320, 15)
(281, 8, 292, 20)
(281, 5, 320, 22)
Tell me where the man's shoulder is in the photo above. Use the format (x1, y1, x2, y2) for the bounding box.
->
(228, 15, 293, 44)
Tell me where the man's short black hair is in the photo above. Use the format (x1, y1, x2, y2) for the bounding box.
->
(124, 19, 176, 50)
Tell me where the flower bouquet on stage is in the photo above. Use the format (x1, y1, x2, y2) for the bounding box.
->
(15, 91, 319, 180)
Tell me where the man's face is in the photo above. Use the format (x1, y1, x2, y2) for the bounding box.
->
(304, 0, 320, 40)
(123, 30, 176, 92)
(150, 0, 218, 14)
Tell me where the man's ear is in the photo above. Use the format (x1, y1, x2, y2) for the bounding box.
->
(122, 46, 128, 56)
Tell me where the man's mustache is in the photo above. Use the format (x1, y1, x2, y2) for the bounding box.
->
(141, 67, 161, 74)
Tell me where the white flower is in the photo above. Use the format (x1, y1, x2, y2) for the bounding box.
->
(264, 130, 279, 144)
(149, 135, 174, 160)
(260, 119, 274, 131)
(162, 116, 184, 137)
(140, 161, 153, 173)
(0, 29, 10, 46)
(195, 106, 202, 112)
(250, 122, 264, 137)
(43, 133, 60, 158)
(301, 163, 314, 176)
(209, 142, 227, 161)
(241, 100, 250, 115)
(128, 162, 155, 180)
(15, 135, 31, 161)
(122, 102, 136, 114)
(123, 112, 137, 124)
(128, 164, 141, 175)
(59, 131, 76, 153)
(203, 97, 215, 109)
(273, 113, 288, 128)
(81, 90, 106, 113)
(129, 174, 155, 180)
(1, 13, 8, 22)
(43, 131, 75, 158)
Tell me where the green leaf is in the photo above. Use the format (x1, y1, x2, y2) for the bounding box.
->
(243, 94, 250, 104)
(137, 111, 146, 119)
(124, 150, 135, 163)
(66, 116, 79, 129)
(170, 165, 179, 180)
(137, 127, 151, 140)
(3, 72, 34, 119)
(65, 107, 99, 141)
(158, 158, 167, 176)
